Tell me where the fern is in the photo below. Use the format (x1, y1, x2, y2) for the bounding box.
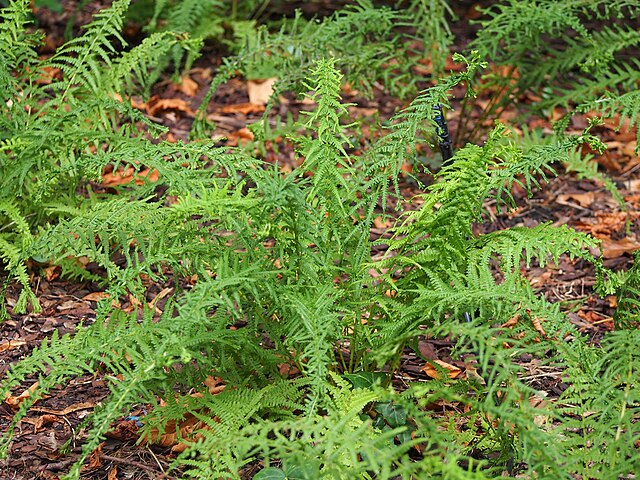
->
(371, 120, 606, 363)
(48, 0, 131, 101)
(191, 1, 416, 137)
(580, 89, 640, 154)
(1, 2, 637, 478)
(512, 124, 626, 209)
(614, 251, 640, 328)
(0, 0, 232, 311)
(403, 0, 455, 77)
(467, 0, 640, 142)
(559, 329, 640, 479)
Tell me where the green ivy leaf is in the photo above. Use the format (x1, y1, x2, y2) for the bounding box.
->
(343, 371, 387, 389)
(377, 402, 407, 428)
(283, 460, 320, 479)
(253, 467, 287, 480)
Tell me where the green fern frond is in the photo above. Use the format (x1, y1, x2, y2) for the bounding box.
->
(559, 329, 640, 478)
(48, 0, 130, 100)
(404, 0, 455, 76)
(581, 89, 640, 154)
(107, 31, 201, 95)
(614, 252, 640, 328)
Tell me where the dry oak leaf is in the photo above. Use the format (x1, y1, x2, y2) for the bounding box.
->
(35, 66, 62, 85)
(146, 96, 194, 116)
(177, 74, 199, 97)
(82, 291, 111, 302)
(247, 77, 277, 105)
(601, 237, 640, 259)
(422, 359, 463, 380)
(101, 166, 160, 187)
(4, 382, 40, 410)
(143, 413, 211, 453)
(143, 377, 225, 451)
(0, 339, 26, 354)
(44, 265, 60, 281)
(555, 192, 595, 208)
(220, 102, 265, 115)
(34, 414, 60, 433)
(106, 419, 141, 441)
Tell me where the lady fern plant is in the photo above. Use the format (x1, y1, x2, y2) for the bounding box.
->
(0, 0, 204, 314)
(465, 0, 640, 145)
(1, 1, 637, 478)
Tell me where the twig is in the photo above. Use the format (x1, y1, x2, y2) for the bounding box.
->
(100, 454, 180, 480)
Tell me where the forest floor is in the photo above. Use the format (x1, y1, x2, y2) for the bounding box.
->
(1, 2, 639, 479)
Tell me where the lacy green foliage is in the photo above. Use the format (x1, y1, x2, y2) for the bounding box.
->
(559, 329, 640, 479)
(178, 374, 493, 479)
(248, 0, 409, 96)
(469, 0, 640, 145)
(0, 0, 208, 313)
(190, 0, 421, 137)
(614, 251, 640, 328)
(372, 123, 606, 358)
(1, 2, 638, 479)
(141, 0, 222, 83)
(579, 90, 640, 154)
(512, 125, 625, 209)
(369, 51, 486, 203)
(403, 0, 455, 77)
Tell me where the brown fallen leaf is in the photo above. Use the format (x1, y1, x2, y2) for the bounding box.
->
(142, 377, 225, 450)
(101, 166, 160, 187)
(373, 216, 392, 229)
(34, 414, 60, 432)
(203, 376, 226, 395)
(106, 419, 140, 441)
(501, 313, 520, 329)
(147, 287, 174, 313)
(177, 74, 199, 97)
(531, 316, 547, 338)
(5, 382, 39, 410)
(601, 237, 640, 259)
(529, 393, 549, 427)
(44, 265, 60, 281)
(36, 66, 62, 85)
(32, 401, 96, 416)
(555, 192, 595, 208)
(0, 340, 26, 354)
(143, 413, 209, 452)
(82, 442, 104, 471)
(107, 466, 118, 480)
(422, 359, 463, 379)
(247, 77, 277, 105)
(146, 97, 194, 116)
(575, 212, 634, 236)
(220, 102, 265, 115)
(82, 292, 110, 302)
